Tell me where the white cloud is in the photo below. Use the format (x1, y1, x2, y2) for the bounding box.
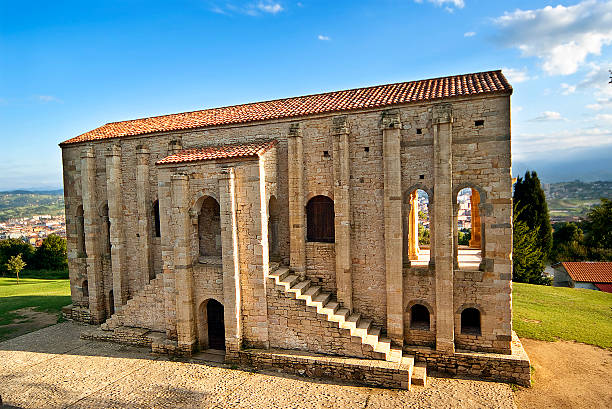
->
(37, 95, 61, 103)
(596, 113, 612, 122)
(502, 67, 531, 83)
(514, 106, 523, 113)
(561, 83, 577, 95)
(414, 0, 465, 10)
(494, 0, 612, 75)
(208, 1, 284, 16)
(580, 63, 612, 108)
(513, 127, 612, 160)
(464, 31, 476, 37)
(317, 34, 330, 41)
(257, 1, 283, 14)
(529, 111, 565, 122)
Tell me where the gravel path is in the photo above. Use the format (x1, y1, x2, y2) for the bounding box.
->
(0, 322, 516, 408)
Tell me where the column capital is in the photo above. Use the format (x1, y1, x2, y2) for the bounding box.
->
(105, 144, 121, 157)
(380, 109, 401, 130)
(288, 122, 302, 138)
(332, 115, 349, 135)
(136, 145, 150, 155)
(80, 146, 95, 159)
(432, 103, 453, 125)
(171, 173, 189, 181)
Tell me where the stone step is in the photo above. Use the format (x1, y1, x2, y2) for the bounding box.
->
(270, 267, 291, 281)
(340, 313, 361, 330)
(311, 292, 331, 308)
(329, 307, 350, 323)
(364, 326, 381, 345)
(412, 362, 427, 386)
(288, 280, 311, 295)
(280, 274, 300, 289)
(320, 300, 339, 316)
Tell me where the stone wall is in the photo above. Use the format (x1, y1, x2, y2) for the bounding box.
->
(266, 282, 384, 360)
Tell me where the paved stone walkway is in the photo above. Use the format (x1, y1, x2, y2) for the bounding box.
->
(0, 322, 516, 408)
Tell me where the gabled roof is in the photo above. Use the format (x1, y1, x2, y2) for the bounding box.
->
(156, 139, 277, 165)
(60, 70, 512, 146)
(559, 262, 612, 283)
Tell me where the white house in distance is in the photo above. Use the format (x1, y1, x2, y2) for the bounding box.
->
(553, 262, 612, 293)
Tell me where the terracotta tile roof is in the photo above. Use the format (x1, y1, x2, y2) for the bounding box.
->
(560, 262, 612, 283)
(156, 139, 277, 165)
(61, 70, 512, 145)
(594, 283, 612, 293)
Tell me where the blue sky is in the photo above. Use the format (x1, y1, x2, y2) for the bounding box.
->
(1, 0, 611, 190)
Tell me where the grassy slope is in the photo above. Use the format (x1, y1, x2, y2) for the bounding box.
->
(0, 278, 71, 339)
(513, 282, 612, 349)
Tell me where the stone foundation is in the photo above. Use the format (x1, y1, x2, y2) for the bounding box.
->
(239, 348, 413, 390)
(405, 332, 530, 386)
(62, 304, 91, 323)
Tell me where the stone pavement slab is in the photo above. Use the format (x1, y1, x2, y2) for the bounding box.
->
(0, 322, 516, 409)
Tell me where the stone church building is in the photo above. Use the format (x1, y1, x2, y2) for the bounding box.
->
(61, 70, 530, 389)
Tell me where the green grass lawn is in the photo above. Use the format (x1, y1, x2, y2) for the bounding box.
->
(0, 277, 71, 340)
(513, 282, 612, 349)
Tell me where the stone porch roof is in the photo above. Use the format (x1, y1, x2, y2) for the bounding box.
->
(156, 139, 277, 165)
(60, 70, 512, 146)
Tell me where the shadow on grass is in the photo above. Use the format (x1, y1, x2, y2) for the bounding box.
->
(0, 295, 71, 326)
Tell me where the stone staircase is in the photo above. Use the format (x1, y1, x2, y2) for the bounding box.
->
(269, 266, 425, 386)
(100, 275, 166, 332)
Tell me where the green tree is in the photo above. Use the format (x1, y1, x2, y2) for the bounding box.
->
(458, 228, 471, 246)
(6, 254, 26, 283)
(514, 171, 553, 259)
(34, 235, 68, 271)
(583, 198, 612, 250)
(0, 239, 34, 275)
(513, 207, 549, 284)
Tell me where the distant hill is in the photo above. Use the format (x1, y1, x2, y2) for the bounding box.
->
(0, 191, 64, 221)
(542, 181, 611, 221)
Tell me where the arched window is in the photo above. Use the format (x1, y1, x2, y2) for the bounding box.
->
(403, 189, 430, 265)
(306, 195, 335, 243)
(461, 307, 481, 335)
(456, 187, 483, 269)
(153, 200, 161, 238)
(82, 280, 89, 298)
(198, 196, 222, 257)
(101, 204, 111, 255)
(410, 304, 430, 330)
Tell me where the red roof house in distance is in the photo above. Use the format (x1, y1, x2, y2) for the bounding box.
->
(552, 262, 612, 293)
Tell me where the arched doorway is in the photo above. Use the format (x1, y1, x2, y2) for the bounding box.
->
(268, 196, 280, 261)
(206, 299, 225, 350)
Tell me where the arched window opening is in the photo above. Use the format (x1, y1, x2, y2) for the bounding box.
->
(101, 204, 111, 255)
(456, 188, 482, 269)
(76, 205, 86, 257)
(410, 304, 430, 330)
(198, 196, 222, 257)
(108, 290, 115, 316)
(153, 200, 161, 238)
(268, 196, 280, 260)
(82, 280, 89, 298)
(461, 307, 481, 335)
(404, 189, 430, 266)
(306, 195, 335, 243)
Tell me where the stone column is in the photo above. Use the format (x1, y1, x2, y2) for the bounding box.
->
(157, 171, 177, 339)
(136, 146, 153, 284)
(106, 145, 128, 312)
(469, 190, 482, 248)
(408, 191, 420, 261)
(171, 173, 196, 355)
(381, 110, 404, 345)
(81, 147, 105, 323)
(287, 123, 306, 277)
(332, 116, 353, 310)
(219, 168, 242, 361)
(432, 103, 455, 354)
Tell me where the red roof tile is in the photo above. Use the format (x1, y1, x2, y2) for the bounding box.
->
(61, 70, 512, 145)
(156, 139, 277, 165)
(561, 262, 612, 283)
(594, 283, 612, 293)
